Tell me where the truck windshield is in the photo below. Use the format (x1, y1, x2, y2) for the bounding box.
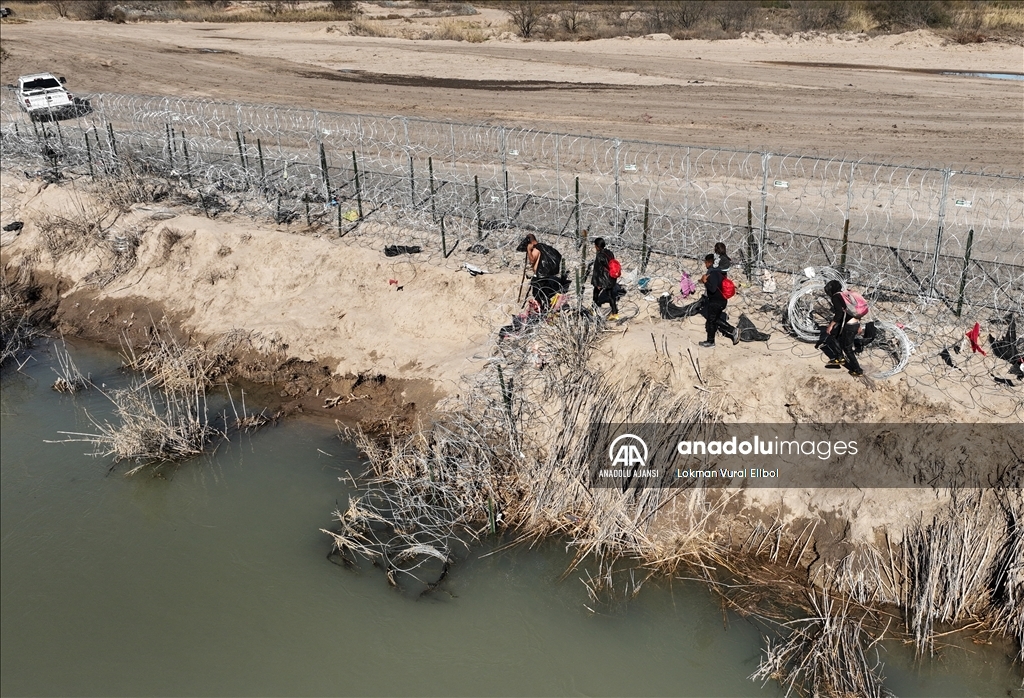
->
(23, 78, 62, 91)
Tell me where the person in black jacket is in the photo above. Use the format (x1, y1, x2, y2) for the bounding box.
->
(518, 234, 563, 309)
(699, 254, 738, 347)
(592, 237, 619, 320)
(823, 280, 863, 376)
(714, 242, 732, 276)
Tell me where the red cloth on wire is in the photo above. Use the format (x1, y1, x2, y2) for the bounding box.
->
(966, 322, 987, 355)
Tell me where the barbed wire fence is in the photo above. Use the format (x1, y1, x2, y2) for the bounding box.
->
(2, 91, 1021, 407)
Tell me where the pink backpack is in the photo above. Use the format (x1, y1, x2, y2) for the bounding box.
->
(839, 290, 869, 319)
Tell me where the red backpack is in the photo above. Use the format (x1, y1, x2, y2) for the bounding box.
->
(721, 277, 736, 300)
(608, 258, 621, 280)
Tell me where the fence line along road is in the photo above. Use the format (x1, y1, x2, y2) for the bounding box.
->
(2, 91, 1021, 322)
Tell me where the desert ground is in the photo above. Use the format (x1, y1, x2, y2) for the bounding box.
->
(1, 15, 1022, 169)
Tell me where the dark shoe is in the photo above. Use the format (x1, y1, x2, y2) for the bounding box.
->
(732, 330, 740, 345)
(825, 358, 845, 369)
(848, 368, 864, 377)
(699, 341, 715, 348)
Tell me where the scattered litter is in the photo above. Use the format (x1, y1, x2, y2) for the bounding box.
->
(384, 245, 421, 257)
(464, 263, 489, 276)
(966, 322, 986, 355)
(389, 279, 398, 285)
(3, 221, 24, 232)
(467, 243, 489, 255)
(343, 210, 359, 222)
(761, 269, 777, 293)
(679, 271, 697, 297)
(736, 314, 771, 342)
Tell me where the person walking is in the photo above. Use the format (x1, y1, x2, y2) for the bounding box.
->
(823, 279, 864, 377)
(699, 254, 738, 347)
(592, 237, 619, 320)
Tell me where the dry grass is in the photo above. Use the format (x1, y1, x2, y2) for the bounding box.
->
(428, 18, 488, 42)
(0, 268, 41, 368)
(57, 325, 267, 474)
(348, 16, 392, 36)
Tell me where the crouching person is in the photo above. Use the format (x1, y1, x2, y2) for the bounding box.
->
(823, 280, 865, 377)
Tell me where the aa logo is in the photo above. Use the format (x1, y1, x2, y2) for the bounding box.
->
(608, 433, 648, 469)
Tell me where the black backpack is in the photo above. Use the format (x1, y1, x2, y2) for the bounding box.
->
(535, 242, 562, 278)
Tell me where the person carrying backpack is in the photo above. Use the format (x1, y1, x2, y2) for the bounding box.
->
(714, 242, 732, 276)
(823, 279, 866, 377)
(592, 237, 620, 320)
(699, 254, 739, 347)
(518, 234, 564, 310)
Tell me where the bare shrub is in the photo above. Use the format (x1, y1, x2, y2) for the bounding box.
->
(669, 0, 710, 30)
(37, 211, 106, 260)
(866, 0, 950, 30)
(557, 0, 589, 33)
(47, 0, 72, 18)
(503, 0, 546, 38)
(0, 270, 41, 368)
(711, 0, 756, 31)
(121, 322, 224, 393)
(796, 1, 851, 31)
(60, 379, 219, 474)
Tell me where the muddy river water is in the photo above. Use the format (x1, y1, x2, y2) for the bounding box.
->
(2, 341, 1020, 696)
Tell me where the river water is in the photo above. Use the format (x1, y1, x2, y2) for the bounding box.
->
(2, 341, 1020, 696)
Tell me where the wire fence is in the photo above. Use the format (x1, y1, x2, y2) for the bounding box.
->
(2, 90, 1022, 332)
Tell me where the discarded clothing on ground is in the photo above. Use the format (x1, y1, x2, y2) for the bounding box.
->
(991, 315, 1023, 364)
(659, 294, 704, 319)
(3, 221, 24, 232)
(736, 314, 771, 342)
(384, 245, 422, 257)
(498, 298, 543, 341)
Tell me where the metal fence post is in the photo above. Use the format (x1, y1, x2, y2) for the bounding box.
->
(257, 138, 266, 181)
(475, 174, 482, 240)
(840, 162, 856, 275)
(642, 198, 650, 274)
(929, 168, 952, 298)
(955, 228, 974, 317)
(319, 142, 331, 202)
(428, 156, 436, 222)
(166, 122, 174, 170)
(614, 138, 621, 230)
(84, 132, 95, 180)
(351, 150, 363, 219)
(182, 131, 192, 186)
(759, 151, 771, 268)
(501, 126, 509, 228)
(745, 200, 753, 277)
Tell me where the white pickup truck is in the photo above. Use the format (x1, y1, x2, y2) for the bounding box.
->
(17, 73, 75, 120)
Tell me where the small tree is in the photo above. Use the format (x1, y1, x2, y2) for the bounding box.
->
(669, 0, 709, 30)
(558, 0, 588, 34)
(712, 0, 755, 31)
(47, 0, 72, 18)
(504, 0, 545, 38)
(796, 1, 851, 32)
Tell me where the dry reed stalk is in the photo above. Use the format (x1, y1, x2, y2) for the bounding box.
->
(58, 378, 219, 472)
(50, 338, 88, 393)
(750, 587, 890, 698)
(120, 322, 222, 392)
(0, 270, 41, 368)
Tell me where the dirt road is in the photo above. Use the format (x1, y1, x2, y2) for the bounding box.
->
(1, 20, 1021, 169)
